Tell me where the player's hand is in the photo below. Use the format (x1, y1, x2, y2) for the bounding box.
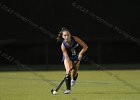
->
(78, 54, 83, 60)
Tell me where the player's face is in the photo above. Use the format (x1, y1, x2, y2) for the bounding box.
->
(62, 31, 71, 42)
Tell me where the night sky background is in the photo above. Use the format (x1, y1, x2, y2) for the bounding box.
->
(0, 0, 140, 68)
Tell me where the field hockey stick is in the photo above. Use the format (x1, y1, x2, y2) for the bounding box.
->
(51, 60, 80, 94)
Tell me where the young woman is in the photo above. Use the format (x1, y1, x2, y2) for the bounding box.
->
(57, 27, 88, 94)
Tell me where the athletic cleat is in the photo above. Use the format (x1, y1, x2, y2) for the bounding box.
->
(71, 79, 76, 86)
(64, 89, 71, 94)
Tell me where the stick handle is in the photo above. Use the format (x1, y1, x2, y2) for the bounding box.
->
(68, 60, 80, 73)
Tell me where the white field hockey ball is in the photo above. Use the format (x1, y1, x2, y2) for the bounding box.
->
(53, 91, 57, 95)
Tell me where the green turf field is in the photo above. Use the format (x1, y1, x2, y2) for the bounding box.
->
(0, 70, 140, 100)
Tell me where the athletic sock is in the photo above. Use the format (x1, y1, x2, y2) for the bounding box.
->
(65, 74, 71, 90)
(73, 73, 78, 81)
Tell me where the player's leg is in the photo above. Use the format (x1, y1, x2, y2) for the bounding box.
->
(71, 61, 80, 86)
(64, 59, 72, 94)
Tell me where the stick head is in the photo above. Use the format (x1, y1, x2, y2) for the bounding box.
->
(51, 89, 54, 94)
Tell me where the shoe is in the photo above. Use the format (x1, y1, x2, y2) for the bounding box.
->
(64, 89, 71, 94)
(71, 79, 76, 86)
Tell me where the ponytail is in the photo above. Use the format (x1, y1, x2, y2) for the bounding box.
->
(56, 32, 63, 43)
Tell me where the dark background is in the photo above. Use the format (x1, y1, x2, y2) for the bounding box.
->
(0, 0, 140, 69)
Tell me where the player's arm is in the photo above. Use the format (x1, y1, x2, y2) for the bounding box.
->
(61, 43, 72, 66)
(73, 36, 88, 60)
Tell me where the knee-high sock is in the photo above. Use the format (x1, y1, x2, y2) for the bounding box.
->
(73, 73, 78, 81)
(65, 74, 71, 90)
